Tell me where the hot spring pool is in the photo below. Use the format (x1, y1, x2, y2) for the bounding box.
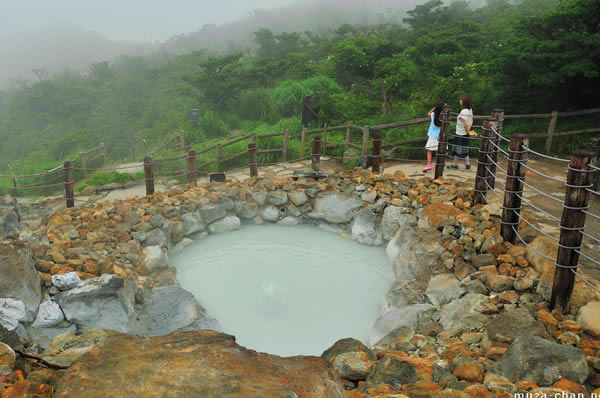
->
(170, 224, 392, 357)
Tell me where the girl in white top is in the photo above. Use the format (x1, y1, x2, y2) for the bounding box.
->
(448, 94, 473, 169)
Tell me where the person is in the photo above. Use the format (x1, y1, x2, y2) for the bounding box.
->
(423, 103, 444, 172)
(447, 94, 473, 169)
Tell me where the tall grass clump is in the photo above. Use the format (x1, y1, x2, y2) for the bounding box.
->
(199, 111, 229, 138)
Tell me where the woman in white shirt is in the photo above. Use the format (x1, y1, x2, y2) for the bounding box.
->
(447, 94, 473, 169)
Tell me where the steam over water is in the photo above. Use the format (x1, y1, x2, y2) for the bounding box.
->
(171, 225, 392, 357)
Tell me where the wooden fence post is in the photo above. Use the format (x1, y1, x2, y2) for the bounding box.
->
(301, 127, 307, 151)
(283, 130, 289, 161)
(248, 143, 258, 177)
(215, 144, 222, 172)
(372, 134, 382, 174)
(346, 122, 353, 145)
(545, 110, 558, 153)
(474, 118, 495, 205)
(12, 177, 17, 197)
(144, 157, 154, 196)
(79, 152, 87, 176)
(361, 127, 370, 168)
(500, 134, 529, 243)
(435, 104, 452, 179)
(100, 143, 106, 167)
(187, 151, 197, 187)
(322, 124, 328, 156)
(179, 131, 185, 150)
(550, 149, 596, 313)
(63, 161, 74, 208)
(489, 109, 505, 189)
(312, 135, 321, 172)
(250, 133, 256, 145)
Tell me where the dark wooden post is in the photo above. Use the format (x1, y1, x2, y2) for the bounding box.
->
(346, 122, 353, 145)
(144, 157, 154, 196)
(489, 109, 504, 189)
(474, 118, 495, 206)
(63, 161, 74, 208)
(550, 149, 596, 313)
(545, 110, 558, 153)
(248, 143, 258, 177)
(500, 134, 529, 243)
(187, 151, 197, 187)
(301, 127, 307, 151)
(250, 133, 256, 145)
(215, 144, 222, 172)
(283, 130, 289, 161)
(312, 135, 321, 172)
(435, 104, 452, 179)
(12, 177, 17, 197)
(372, 134, 382, 174)
(361, 127, 370, 168)
(179, 131, 185, 150)
(322, 124, 328, 156)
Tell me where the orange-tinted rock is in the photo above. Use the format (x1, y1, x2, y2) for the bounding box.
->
(366, 383, 404, 395)
(551, 379, 586, 394)
(54, 330, 345, 398)
(419, 204, 474, 229)
(1, 380, 53, 398)
(537, 310, 559, 332)
(377, 350, 408, 360)
(453, 363, 484, 383)
(515, 381, 538, 391)
(485, 347, 507, 360)
(344, 391, 368, 398)
(463, 384, 491, 398)
(560, 320, 582, 334)
(498, 290, 519, 304)
(498, 263, 513, 275)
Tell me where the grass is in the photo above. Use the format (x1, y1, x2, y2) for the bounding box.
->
(75, 171, 145, 192)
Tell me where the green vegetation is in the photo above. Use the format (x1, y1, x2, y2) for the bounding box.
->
(0, 0, 598, 179)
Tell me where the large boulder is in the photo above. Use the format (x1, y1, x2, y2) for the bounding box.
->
(0, 242, 41, 321)
(386, 227, 443, 281)
(352, 208, 379, 245)
(360, 356, 419, 392)
(577, 301, 600, 338)
(54, 274, 136, 333)
(368, 304, 434, 347)
(426, 274, 465, 307)
(200, 205, 226, 224)
(0, 298, 27, 331)
(53, 330, 345, 398)
(438, 294, 489, 331)
(208, 216, 241, 233)
(134, 285, 216, 336)
(42, 329, 117, 367)
(308, 193, 363, 224)
(181, 211, 206, 236)
(491, 335, 589, 386)
(0, 208, 21, 235)
(380, 206, 410, 241)
(322, 338, 376, 362)
(482, 308, 549, 349)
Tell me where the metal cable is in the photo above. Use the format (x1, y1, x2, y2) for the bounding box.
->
(522, 145, 571, 163)
(582, 231, 600, 245)
(519, 178, 564, 203)
(517, 162, 567, 183)
(572, 270, 600, 294)
(583, 209, 600, 221)
(575, 249, 600, 267)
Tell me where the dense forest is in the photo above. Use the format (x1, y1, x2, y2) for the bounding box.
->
(0, 0, 598, 175)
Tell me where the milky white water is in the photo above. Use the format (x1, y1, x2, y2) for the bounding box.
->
(171, 224, 392, 357)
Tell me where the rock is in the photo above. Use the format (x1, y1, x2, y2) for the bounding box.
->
(0, 342, 15, 368)
(54, 274, 135, 333)
(200, 205, 226, 224)
(453, 362, 484, 383)
(251, 191, 268, 205)
(463, 279, 488, 295)
(387, 226, 443, 281)
(31, 299, 64, 328)
(0, 298, 27, 331)
(426, 274, 465, 307)
(0, 243, 41, 321)
(361, 190, 377, 203)
(208, 216, 241, 233)
(135, 285, 211, 336)
(332, 352, 375, 381)
(262, 205, 280, 222)
(472, 254, 497, 269)
(360, 356, 418, 391)
(277, 216, 299, 226)
(149, 214, 164, 228)
(42, 329, 117, 367)
(27, 324, 77, 350)
(380, 206, 408, 241)
(526, 236, 557, 273)
(372, 325, 414, 351)
(491, 335, 589, 386)
(0, 208, 21, 236)
(480, 234, 503, 253)
(418, 203, 473, 230)
(219, 197, 235, 211)
(439, 294, 489, 331)
(288, 191, 308, 206)
(181, 211, 206, 236)
(167, 222, 185, 246)
(483, 308, 548, 349)
(53, 330, 345, 397)
(143, 228, 168, 249)
(322, 338, 376, 362)
(142, 246, 168, 271)
(51, 272, 84, 291)
(352, 208, 379, 246)
(487, 274, 514, 293)
(0, 325, 22, 350)
(234, 201, 258, 219)
(368, 304, 434, 347)
(308, 193, 363, 224)
(2, 380, 53, 397)
(483, 373, 517, 395)
(577, 301, 600, 338)
(267, 191, 288, 206)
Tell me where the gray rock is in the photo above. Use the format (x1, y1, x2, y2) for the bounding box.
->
(368, 304, 434, 347)
(491, 335, 589, 386)
(0, 208, 21, 235)
(360, 356, 418, 391)
(305, 188, 319, 198)
(149, 214, 164, 228)
(361, 190, 377, 203)
(267, 191, 288, 205)
(181, 211, 206, 236)
(200, 205, 226, 224)
(51, 272, 84, 291)
(208, 216, 241, 233)
(287, 204, 301, 217)
(31, 299, 64, 328)
(300, 203, 313, 213)
(472, 254, 497, 269)
(352, 208, 378, 246)
(463, 279, 489, 295)
(386, 226, 443, 281)
(483, 308, 549, 348)
(143, 228, 168, 249)
(426, 274, 466, 307)
(55, 274, 136, 333)
(380, 206, 407, 241)
(277, 217, 299, 226)
(288, 191, 308, 206)
(332, 352, 375, 381)
(0, 298, 27, 331)
(133, 231, 147, 242)
(0, 324, 23, 350)
(251, 192, 268, 205)
(143, 246, 168, 271)
(27, 324, 77, 350)
(134, 285, 209, 336)
(308, 193, 363, 224)
(439, 294, 489, 331)
(373, 325, 415, 351)
(481, 234, 504, 253)
(0, 243, 41, 321)
(234, 201, 259, 219)
(262, 205, 280, 223)
(322, 338, 376, 362)
(368, 198, 389, 214)
(219, 197, 235, 211)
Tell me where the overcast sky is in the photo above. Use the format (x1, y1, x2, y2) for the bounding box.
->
(0, 0, 299, 41)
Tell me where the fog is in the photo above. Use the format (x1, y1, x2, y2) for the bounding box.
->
(0, 0, 444, 87)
